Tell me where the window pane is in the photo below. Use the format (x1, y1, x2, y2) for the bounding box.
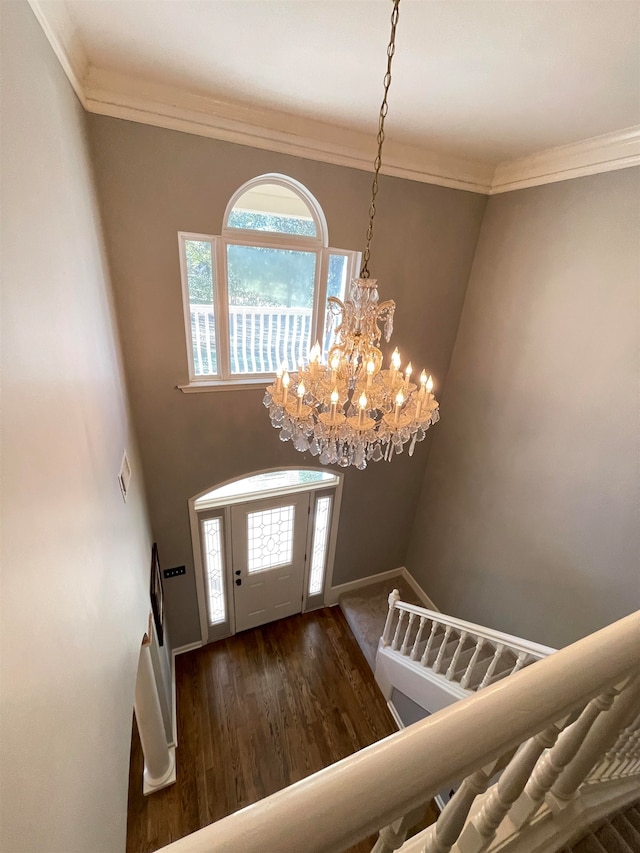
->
(247, 506, 295, 573)
(226, 245, 316, 374)
(203, 518, 225, 624)
(195, 470, 338, 507)
(185, 239, 217, 375)
(227, 183, 316, 237)
(324, 254, 350, 355)
(309, 496, 332, 596)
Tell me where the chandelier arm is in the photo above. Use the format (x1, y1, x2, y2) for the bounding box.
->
(360, 0, 401, 280)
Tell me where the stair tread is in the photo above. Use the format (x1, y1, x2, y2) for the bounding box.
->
(597, 822, 635, 853)
(571, 832, 609, 853)
(339, 577, 423, 671)
(611, 814, 640, 850)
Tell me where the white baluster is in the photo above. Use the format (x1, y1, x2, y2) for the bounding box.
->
(424, 767, 492, 853)
(446, 631, 468, 681)
(458, 724, 562, 853)
(433, 626, 453, 674)
(371, 805, 427, 853)
(550, 676, 640, 804)
(421, 620, 439, 667)
(509, 651, 529, 677)
(381, 589, 401, 648)
(460, 638, 485, 690)
(411, 616, 428, 661)
(599, 715, 639, 780)
(479, 644, 504, 689)
(401, 613, 416, 656)
(616, 728, 640, 778)
(392, 610, 407, 651)
(510, 686, 618, 828)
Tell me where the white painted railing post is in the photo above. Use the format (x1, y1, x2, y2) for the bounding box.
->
(420, 621, 439, 666)
(433, 626, 453, 674)
(401, 613, 416, 656)
(549, 675, 640, 806)
(423, 767, 493, 853)
(381, 589, 401, 648)
(509, 686, 618, 828)
(479, 644, 504, 689)
(460, 638, 485, 690)
(411, 616, 428, 661)
(446, 631, 468, 681)
(600, 713, 640, 780)
(392, 610, 408, 651)
(457, 724, 562, 853)
(371, 805, 427, 853)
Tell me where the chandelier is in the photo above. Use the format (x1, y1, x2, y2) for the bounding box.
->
(264, 0, 439, 469)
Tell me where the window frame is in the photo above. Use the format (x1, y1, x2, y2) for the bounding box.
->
(178, 174, 360, 392)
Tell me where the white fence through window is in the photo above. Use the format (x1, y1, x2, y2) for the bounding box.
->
(190, 304, 313, 376)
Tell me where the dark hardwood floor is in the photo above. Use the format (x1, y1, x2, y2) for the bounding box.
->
(126, 606, 434, 853)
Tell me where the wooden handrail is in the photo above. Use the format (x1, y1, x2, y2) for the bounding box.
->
(157, 611, 640, 853)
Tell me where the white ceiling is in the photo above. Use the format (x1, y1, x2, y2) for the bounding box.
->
(32, 0, 640, 192)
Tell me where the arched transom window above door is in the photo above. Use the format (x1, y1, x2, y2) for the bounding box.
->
(178, 175, 360, 389)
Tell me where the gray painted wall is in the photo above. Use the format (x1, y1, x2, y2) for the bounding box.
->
(88, 116, 487, 647)
(406, 169, 640, 648)
(1, 3, 155, 851)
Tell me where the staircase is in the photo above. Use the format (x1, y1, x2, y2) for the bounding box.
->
(376, 591, 555, 702)
(564, 801, 640, 852)
(157, 606, 640, 853)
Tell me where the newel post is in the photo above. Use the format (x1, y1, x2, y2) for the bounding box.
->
(381, 589, 401, 648)
(135, 629, 176, 795)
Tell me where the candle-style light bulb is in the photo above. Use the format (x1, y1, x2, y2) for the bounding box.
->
(330, 387, 339, 425)
(426, 375, 434, 403)
(394, 389, 404, 426)
(366, 359, 375, 387)
(297, 380, 306, 415)
(404, 361, 412, 389)
(358, 392, 368, 427)
(390, 347, 401, 384)
(419, 370, 427, 393)
(330, 353, 340, 384)
(282, 370, 290, 405)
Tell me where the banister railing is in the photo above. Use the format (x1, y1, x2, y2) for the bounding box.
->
(190, 303, 312, 375)
(380, 592, 556, 693)
(157, 610, 640, 853)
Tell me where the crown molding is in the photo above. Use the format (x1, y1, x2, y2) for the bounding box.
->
(28, 2, 640, 197)
(489, 126, 640, 194)
(83, 68, 494, 194)
(27, 0, 89, 107)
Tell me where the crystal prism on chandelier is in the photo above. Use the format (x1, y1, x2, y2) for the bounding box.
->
(263, 276, 439, 470)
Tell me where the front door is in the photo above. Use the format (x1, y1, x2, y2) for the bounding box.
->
(231, 493, 310, 632)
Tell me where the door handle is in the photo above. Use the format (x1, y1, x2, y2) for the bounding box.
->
(235, 578, 242, 586)
(235, 569, 241, 576)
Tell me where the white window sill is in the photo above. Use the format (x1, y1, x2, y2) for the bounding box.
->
(178, 378, 271, 393)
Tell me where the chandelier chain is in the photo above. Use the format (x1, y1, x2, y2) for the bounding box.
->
(360, 0, 400, 279)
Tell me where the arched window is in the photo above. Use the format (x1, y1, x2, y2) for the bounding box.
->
(178, 174, 360, 386)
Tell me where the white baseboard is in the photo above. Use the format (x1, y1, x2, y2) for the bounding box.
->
(387, 700, 404, 732)
(326, 567, 406, 605)
(399, 568, 439, 612)
(326, 566, 439, 611)
(169, 640, 203, 748)
(173, 640, 203, 656)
